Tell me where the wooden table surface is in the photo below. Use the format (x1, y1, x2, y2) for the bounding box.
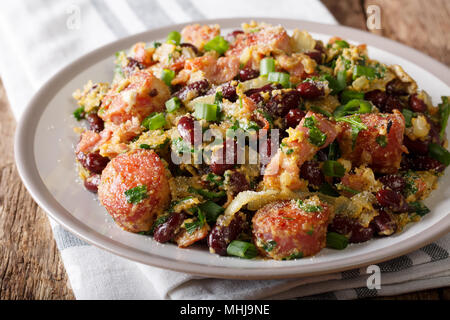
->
(0, 0, 449, 300)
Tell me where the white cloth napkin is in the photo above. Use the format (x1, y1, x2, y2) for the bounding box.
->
(1, 0, 449, 300)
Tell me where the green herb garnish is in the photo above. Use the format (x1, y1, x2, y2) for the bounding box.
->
(124, 185, 148, 204)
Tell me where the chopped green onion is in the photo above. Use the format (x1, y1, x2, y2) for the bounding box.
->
(333, 99, 372, 118)
(204, 36, 229, 55)
(188, 186, 226, 199)
(353, 65, 376, 80)
(227, 240, 258, 259)
(142, 112, 166, 130)
(322, 160, 346, 177)
(194, 103, 218, 121)
(428, 143, 450, 166)
(267, 72, 291, 88)
(165, 97, 181, 113)
(340, 90, 364, 104)
(260, 57, 275, 75)
(199, 200, 224, 223)
(409, 201, 430, 216)
(73, 107, 85, 121)
(335, 40, 350, 48)
(319, 183, 340, 197)
(326, 232, 348, 250)
(402, 109, 414, 128)
(336, 183, 360, 195)
(327, 141, 340, 161)
(438, 96, 450, 139)
(166, 31, 181, 45)
(161, 68, 175, 87)
(124, 185, 148, 204)
(323, 70, 347, 94)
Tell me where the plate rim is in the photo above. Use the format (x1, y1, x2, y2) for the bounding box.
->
(14, 17, 450, 279)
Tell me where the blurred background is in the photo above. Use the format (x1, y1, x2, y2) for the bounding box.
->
(0, 0, 448, 300)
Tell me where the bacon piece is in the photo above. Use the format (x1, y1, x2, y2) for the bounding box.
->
(263, 112, 337, 191)
(181, 24, 220, 50)
(184, 54, 240, 84)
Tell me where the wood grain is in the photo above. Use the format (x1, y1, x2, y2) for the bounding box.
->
(0, 80, 75, 300)
(0, 1, 449, 300)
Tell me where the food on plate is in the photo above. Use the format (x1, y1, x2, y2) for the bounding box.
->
(71, 21, 450, 260)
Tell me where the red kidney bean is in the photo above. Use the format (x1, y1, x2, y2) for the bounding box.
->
(123, 58, 145, 76)
(370, 209, 397, 236)
(297, 82, 324, 99)
(86, 113, 104, 133)
(177, 115, 195, 145)
(208, 213, 245, 256)
(378, 174, 406, 193)
(300, 161, 325, 187)
(84, 174, 101, 193)
(239, 66, 260, 82)
(386, 79, 408, 96)
(350, 224, 375, 243)
(365, 90, 387, 110)
(220, 82, 237, 102)
(180, 42, 199, 55)
(403, 136, 429, 155)
(285, 108, 306, 128)
(328, 215, 374, 243)
(210, 139, 237, 175)
(383, 95, 404, 113)
(409, 94, 427, 113)
(227, 170, 251, 194)
(304, 50, 323, 64)
(376, 189, 409, 212)
(77, 151, 109, 174)
(402, 155, 446, 172)
(153, 212, 186, 243)
(225, 30, 244, 42)
(174, 79, 210, 101)
(314, 42, 325, 54)
(264, 90, 302, 117)
(248, 92, 264, 105)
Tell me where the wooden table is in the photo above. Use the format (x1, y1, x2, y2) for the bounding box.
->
(0, 0, 449, 300)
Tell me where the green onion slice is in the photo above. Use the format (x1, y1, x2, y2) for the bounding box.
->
(227, 240, 258, 259)
(438, 96, 450, 139)
(260, 57, 275, 75)
(194, 103, 218, 121)
(322, 160, 346, 177)
(142, 113, 166, 130)
(402, 109, 413, 128)
(340, 90, 364, 104)
(326, 232, 348, 250)
(161, 69, 175, 87)
(333, 99, 372, 118)
(428, 143, 450, 166)
(165, 97, 181, 113)
(166, 31, 181, 45)
(204, 36, 229, 55)
(267, 71, 291, 88)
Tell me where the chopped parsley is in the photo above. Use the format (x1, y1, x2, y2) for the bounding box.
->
(303, 116, 327, 147)
(335, 115, 368, 149)
(297, 199, 322, 212)
(283, 251, 304, 260)
(409, 201, 430, 217)
(139, 143, 151, 149)
(376, 135, 388, 148)
(188, 186, 226, 200)
(262, 240, 277, 252)
(184, 207, 206, 234)
(73, 107, 85, 121)
(124, 185, 148, 204)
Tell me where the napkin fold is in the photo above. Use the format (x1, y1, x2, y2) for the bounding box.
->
(1, 0, 448, 300)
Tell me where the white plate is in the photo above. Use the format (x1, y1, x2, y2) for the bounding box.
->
(15, 18, 450, 279)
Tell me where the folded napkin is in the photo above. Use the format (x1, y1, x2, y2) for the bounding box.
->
(1, 0, 448, 300)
